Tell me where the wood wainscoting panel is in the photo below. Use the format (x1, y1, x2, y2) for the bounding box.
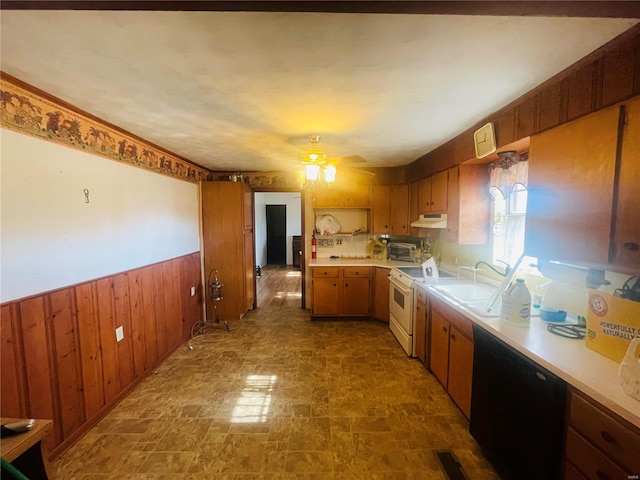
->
(75, 282, 106, 420)
(140, 266, 160, 369)
(152, 263, 168, 356)
(163, 259, 183, 351)
(128, 269, 148, 379)
(112, 273, 136, 393)
(18, 297, 55, 423)
(0, 304, 27, 418)
(180, 253, 202, 338)
(96, 277, 121, 405)
(0, 252, 203, 460)
(48, 288, 86, 442)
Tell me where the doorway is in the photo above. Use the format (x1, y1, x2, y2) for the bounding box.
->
(266, 205, 287, 265)
(254, 192, 303, 308)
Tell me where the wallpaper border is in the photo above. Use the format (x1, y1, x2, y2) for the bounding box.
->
(1, 74, 209, 183)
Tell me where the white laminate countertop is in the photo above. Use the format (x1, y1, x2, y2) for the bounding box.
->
(413, 281, 640, 428)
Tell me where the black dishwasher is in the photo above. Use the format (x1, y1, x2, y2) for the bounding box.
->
(470, 325, 567, 480)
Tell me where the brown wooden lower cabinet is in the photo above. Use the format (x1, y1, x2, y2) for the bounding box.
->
(371, 267, 390, 322)
(311, 266, 371, 317)
(564, 388, 640, 479)
(428, 296, 474, 418)
(0, 252, 202, 460)
(563, 460, 588, 480)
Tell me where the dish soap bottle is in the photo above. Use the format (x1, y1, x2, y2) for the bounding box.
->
(501, 278, 531, 327)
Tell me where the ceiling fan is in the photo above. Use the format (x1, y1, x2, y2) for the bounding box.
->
(298, 134, 375, 179)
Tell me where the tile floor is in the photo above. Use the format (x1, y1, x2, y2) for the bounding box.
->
(52, 305, 500, 480)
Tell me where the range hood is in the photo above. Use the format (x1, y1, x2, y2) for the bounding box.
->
(410, 214, 448, 229)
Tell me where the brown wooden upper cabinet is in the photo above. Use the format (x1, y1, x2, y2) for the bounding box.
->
(526, 96, 640, 272)
(372, 184, 409, 235)
(418, 170, 448, 214)
(409, 181, 420, 236)
(314, 179, 371, 208)
(446, 165, 490, 245)
(610, 96, 640, 272)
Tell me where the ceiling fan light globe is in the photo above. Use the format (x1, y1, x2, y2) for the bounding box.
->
(323, 165, 337, 183)
(306, 164, 320, 181)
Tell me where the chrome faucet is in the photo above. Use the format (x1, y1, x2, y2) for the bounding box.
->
(474, 260, 511, 277)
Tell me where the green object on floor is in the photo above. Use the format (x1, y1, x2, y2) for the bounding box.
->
(1, 457, 29, 480)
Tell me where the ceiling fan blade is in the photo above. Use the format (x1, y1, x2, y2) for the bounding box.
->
(335, 154, 367, 165)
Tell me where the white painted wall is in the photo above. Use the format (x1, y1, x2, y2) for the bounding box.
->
(0, 129, 200, 303)
(254, 192, 301, 266)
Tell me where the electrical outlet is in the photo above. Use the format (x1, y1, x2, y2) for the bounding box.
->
(115, 326, 124, 342)
(190, 286, 196, 296)
(336, 239, 343, 245)
(318, 239, 334, 247)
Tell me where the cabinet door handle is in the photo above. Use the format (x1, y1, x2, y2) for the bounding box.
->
(623, 242, 639, 252)
(600, 430, 617, 445)
(345, 283, 349, 287)
(333, 283, 337, 287)
(355, 272, 359, 275)
(451, 333, 456, 341)
(442, 326, 447, 333)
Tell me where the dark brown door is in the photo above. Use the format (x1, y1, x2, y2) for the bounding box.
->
(266, 204, 286, 265)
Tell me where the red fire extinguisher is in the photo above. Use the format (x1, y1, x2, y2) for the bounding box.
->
(311, 232, 317, 259)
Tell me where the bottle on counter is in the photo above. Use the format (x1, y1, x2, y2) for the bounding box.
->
(501, 278, 531, 327)
(311, 232, 317, 259)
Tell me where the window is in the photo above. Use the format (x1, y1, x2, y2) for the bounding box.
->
(491, 183, 527, 267)
(488, 159, 529, 269)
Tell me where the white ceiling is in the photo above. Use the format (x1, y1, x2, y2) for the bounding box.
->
(1, 10, 637, 173)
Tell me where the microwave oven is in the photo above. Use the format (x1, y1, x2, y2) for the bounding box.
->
(387, 242, 416, 262)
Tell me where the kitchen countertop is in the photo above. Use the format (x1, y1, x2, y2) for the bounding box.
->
(309, 258, 417, 268)
(413, 280, 640, 428)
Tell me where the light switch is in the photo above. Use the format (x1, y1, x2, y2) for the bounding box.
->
(115, 326, 124, 342)
(190, 286, 196, 296)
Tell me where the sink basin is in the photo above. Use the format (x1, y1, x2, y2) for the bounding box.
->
(463, 299, 501, 318)
(432, 283, 496, 302)
(432, 283, 504, 318)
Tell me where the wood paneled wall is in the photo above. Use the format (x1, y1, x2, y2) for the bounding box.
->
(403, 25, 640, 181)
(0, 252, 202, 459)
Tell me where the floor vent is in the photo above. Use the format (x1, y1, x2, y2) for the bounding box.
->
(435, 450, 469, 480)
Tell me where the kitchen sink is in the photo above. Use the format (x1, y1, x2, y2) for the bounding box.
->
(432, 283, 496, 302)
(432, 283, 502, 317)
(463, 299, 502, 318)
(434, 290, 541, 319)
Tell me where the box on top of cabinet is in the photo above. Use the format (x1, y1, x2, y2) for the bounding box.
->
(586, 291, 640, 362)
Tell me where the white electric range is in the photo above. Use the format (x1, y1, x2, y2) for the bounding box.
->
(387, 262, 455, 356)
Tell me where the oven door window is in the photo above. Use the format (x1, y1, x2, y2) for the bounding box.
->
(393, 286, 406, 308)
